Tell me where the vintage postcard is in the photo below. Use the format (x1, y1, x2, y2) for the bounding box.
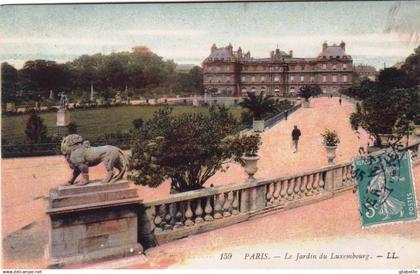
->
(1, 0, 420, 270)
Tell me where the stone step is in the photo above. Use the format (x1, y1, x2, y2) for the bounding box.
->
(56, 180, 130, 196)
(50, 187, 138, 209)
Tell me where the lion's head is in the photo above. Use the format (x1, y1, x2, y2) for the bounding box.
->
(61, 134, 84, 155)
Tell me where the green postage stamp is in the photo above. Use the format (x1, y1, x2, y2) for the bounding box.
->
(353, 150, 418, 227)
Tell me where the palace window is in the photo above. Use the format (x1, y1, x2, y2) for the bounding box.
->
(226, 76, 230, 83)
(274, 76, 280, 82)
(241, 76, 246, 82)
(216, 66, 221, 72)
(300, 75, 304, 82)
(333, 75, 337, 82)
(343, 63, 347, 70)
(217, 77, 221, 83)
(322, 64, 327, 70)
(251, 76, 256, 83)
(261, 76, 265, 83)
(226, 65, 230, 72)
(333, 64, 337, 70)
(343, 75, 348, 82)
(323, 75, 327, 82)
(310, 76, 314, 83)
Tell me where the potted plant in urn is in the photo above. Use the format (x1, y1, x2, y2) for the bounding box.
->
(232, 133, 262, 181)
(321, 128, 340, 164)
(239, 92, 277, 132)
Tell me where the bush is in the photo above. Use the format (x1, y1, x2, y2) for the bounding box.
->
(129, 105, 261, 192)
(321, 128, 340, 146)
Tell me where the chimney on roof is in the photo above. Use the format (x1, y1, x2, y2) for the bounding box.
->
(211, 43, 217, 53)
(226, 43, 233, 55)
(322, 41, 328, 51)
(340, 41, 346, 51)
(237, 47, 242, 58)
(289, 50, 293, 57)
(270, 51, 274, 58)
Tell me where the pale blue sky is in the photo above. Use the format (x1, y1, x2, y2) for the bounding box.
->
(1, 1, 419, 69)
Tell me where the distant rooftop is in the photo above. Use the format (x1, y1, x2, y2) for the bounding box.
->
(205, 41, 352, 63)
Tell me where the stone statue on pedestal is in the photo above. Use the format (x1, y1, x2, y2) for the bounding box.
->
(60, 134, 127, 186)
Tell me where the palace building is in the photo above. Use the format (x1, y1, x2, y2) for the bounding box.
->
(202, 41, 353, 96)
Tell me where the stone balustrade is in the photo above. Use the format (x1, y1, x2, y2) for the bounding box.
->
(139, 141, 420, 248)
(139, 162, 355, 247)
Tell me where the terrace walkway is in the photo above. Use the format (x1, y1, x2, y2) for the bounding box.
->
(3, 96, 417, 268)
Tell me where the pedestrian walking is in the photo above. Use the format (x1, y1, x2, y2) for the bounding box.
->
(285, 110, 288, 120)
(339, 97, 342, 105)
(291, 125, 301, 153)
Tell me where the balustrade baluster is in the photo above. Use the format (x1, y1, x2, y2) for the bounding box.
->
(232, 191, 239, 215)
(294, 177, 302, 198)
(348, 165, 354, 185)
(194, 198, 204, 223)
(204, 196, 214, 221)
(300, 176, 307, 196)
(185, 200, 194, 226)
(174, 202, 184, 229)
(347, 165, 353, 185)
(312, 172, 319, 194)
(154, 205, 162, 233)
(318, 172, 325, 191)
(274, 181, 281, 204)
(159, 204, 168, 231)
(342, 166, 348, 185)
(266, 183, 274, 206)
(287, 178, 295, 200)
(306, 174, 313, 196)
(280, 180, 287, 203)
(214, 193, 223, 219)
(223, 192, 233, 217)
(164, 204, 174, 230)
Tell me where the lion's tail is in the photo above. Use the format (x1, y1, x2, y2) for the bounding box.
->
(110, 149, 127, 183)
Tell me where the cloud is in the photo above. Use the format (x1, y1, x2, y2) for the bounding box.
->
(127, 29, 205, 37)
(1, 37, 125, 46)
(238, 32, 416, 46)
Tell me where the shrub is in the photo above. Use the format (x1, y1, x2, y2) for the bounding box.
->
(321, 128, 340, 147)
(129, 105, 261, 192)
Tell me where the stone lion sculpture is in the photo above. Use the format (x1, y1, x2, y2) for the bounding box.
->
(61, 134, 127, 186)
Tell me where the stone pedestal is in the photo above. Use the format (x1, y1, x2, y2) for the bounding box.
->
(46, 180, 143, 268)
(56, 109, 70, 127)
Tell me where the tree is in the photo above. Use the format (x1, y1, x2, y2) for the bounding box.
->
(349, 87, 418, 147)
(1, 62, 19, 103)
(25, 112, 49, 144)
(238, 92, 278, 120)
(298, 85, 321, 101)
(129, 106, 261, 192)
(377, 67, 413, 89)
(189, 66, 204, 94)
(401, 45, 420, 86)
(19, 60, 70, 98)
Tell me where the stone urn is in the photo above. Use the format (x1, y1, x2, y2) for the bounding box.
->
(325, 145, 337, 165)
(253, 120, 264, 132)
(241, 155, 260, 181)
(302, 99, 310, 108)
(377, 133, 393, 147)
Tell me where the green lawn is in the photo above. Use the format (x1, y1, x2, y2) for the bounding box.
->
(2, 105, 244, 145)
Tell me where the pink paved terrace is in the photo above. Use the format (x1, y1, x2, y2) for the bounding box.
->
(2, 97, 419, 268)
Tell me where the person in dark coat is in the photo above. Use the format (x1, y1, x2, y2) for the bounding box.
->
(291, 125, 301, 153)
